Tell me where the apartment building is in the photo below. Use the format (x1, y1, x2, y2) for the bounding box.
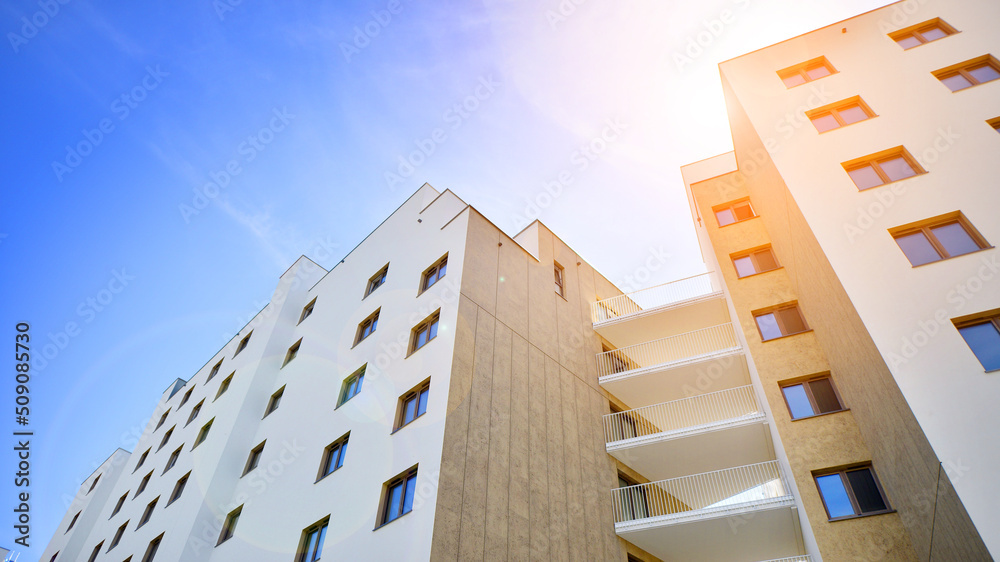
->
(680, 0, 997, 559)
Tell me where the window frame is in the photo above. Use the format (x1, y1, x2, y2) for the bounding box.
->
(66, 511, 81, 533)
(297, 517, 329, 562)
(134, 448, 150, 472)
(376, 465, 419, 528)
(163, 445, 182, 474)
(137, 496, 159, 529)
(338, 366, 365, 407)
(157, 426, 175, 451)
(889, 211, 991, 267)
(554, 262, 565, 297)
(933, 54, 1000, 92)
(395, 379, 431, 432)
(953, 310, 1000, 372)
(420, 254, 448, 294)
(87, 541, 104, 562)
(282, 338, 302, 367)
(234, 331, 252, 357)
(354, 309, 380, 346)
(409, 311, 440, 354)
(109, 520, 128, 551)
(135, 471, 153, 498)
(154, 409, 170, 430)
(713, 198, 757, 228)
(215, 374, 233, 400)
(805, 96, 876, 133)
(186, 399, 204, 426)
(316, 432, 350, 482)
(777, 56, 837, 88)
(842, 146, 924, 191)
(298, 297, 317, 324)
(194, 418, 215, 449)
(753, 303, 810, 342)
(243, 441, 265, 476)
(207, 360, 222, 382)
(365, 264, 390, 298)
(730, 245, 781, 278)
(167, 472, 190, 506)
(888, 18, 958, 49)
(988, 116, 1000, 132)
(779, 374, 847, 420)
(217, 505, 242, 545)
(179, 388, 193, 408)
(813, 464, 893, 521)
(87, 474, 101, 493)
(141, 533, 163, 562)
(264, 385, 285, 417)
(111, 491, 129, 517)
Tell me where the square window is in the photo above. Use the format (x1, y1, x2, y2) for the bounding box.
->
(806, 97, 875, 133)
(111, 491, 128, 517)
(731, 246, 780, 278)
(168, 472, 190, 505)
(134, 448, 150, 472)
(378, 466, 418, 527)
(934, 55, 1000, 91)
(109, 521, 128, 550)
(410, 311, 440, 354)
(777, 57, 836, 88)
(297, 518, 329, 562)
(194, 418, 214, 448)
(141, 534, 163, 562)
(179, 388, 193, 408)
(157, 426, 175, 451)
(889, 18, 957, 49)
(235, 331, 252, 356)
(317, 432, 349, 481)
(137, 496, 159, 529)
(243, 441, 265, 475)
(154, 409, 170, 430)
(890, 212, 989, 266)
(780, 375, 845, 419)
(842, 147, 923, 190)
(283, 339, 302, 367)
(554, 262, 565, 296)
(355, 309, 380, 345)
(338, 366, 365, 407)
(713, 198, 756, 227)
(421, 255, 448, 292)
(754, 303, 809, 341)
(299, 298, 317, 324)
(186, 400, 204, 426)
(217, 505, 242, 545)
(365, 264, 389, 297)
(954, 312, 1000, 371)
(396, 379, 431, 431)
(814, 464, 891, 520)
(264, 386, 285, 417)
(208, 360, 222, 382)
(163, 446, 182, 473)
(136, 471, 153, 497)
(215, 374, 233, 400)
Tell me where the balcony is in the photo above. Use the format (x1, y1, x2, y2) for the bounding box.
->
(592, 273, 729, 347)
(612, 461, 801, 561)
(605, 386, 772, 480)
(597, 323, 746, 407)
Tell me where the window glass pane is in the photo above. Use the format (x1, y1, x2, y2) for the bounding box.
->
(429, 320, 438, 340)
(920, 26, 947, 41)
(808, 378, 840, 413)
(930, 223, 980, 257)
(754, 250, 778, 272)
(940, 73, 973, 91)
(806, 64, 831, 80)
(386, 484, 403, 521)
(895, 232, 941, 266)
(733, 256, 756, 278)
(837, 105, 869, 125)
(781, 384, 815, 419)
(416, 330, 428, 348)
(438, 261, 447, 277)
(895, 35, 922, 49)
(755, 313, 782, 341)
(969, 64, 1000, 84)
(847, 165, 883, 190)
(816, 474, 855, 518)
(403, 474, 417, 513)
(336, 441, 346, 469)
(781, 73, 807, 88)
(314, 525, 327, 559)
(846, 469, 887, 513)
(879, 156, 916, 182)
(417, 389, 429, 416)
(777, 307, 807, 335)
(404, 398, 416, 423)
(810, 113, 840, 132)
(733, 202, 754, 221)
(715, 208, 735, 226)
(958, 322, 1000, 371)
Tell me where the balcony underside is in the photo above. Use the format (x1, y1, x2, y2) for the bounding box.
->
(599, 349, 749, 408)
(595, 293, 730, 349)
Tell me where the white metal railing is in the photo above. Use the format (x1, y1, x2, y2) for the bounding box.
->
(603, 385, 761, 443)
(611, 461, 791, 524)
(592, 272, 718, 323)
(596, 323, 739, 378)
(756, 557, 812, 562)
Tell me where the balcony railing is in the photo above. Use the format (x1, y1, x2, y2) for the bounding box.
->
(592, 272, 718, 324)
(611, 461, 791, 525)
(757, 557, 812, 562)
(604, 385, 762, 444)
(597, 323, 739, 378)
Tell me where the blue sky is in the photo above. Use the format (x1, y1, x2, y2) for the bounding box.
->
(0, 0, 888, 557)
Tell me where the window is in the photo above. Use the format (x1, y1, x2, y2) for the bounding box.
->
(88, 474, 101, 493)
(49, 553, 58, 562)
(317, 432, 349, 481)
(111, 492, 128, 517)
(713, 198, 756, 227)
(777, 56, 836, 88)
(66, 511, 81, 533)
(814, 464, 891, 520)
(283, 339, 303, 367)
(186, 400, 204, 426)
(617, 473, 649, 521)
(264, 386, 284, 417)
(179, 388, 193, 408)
(355, 309, 380, 345)
(141, 534, 163, 562)
(243, 441, 265, 476)
(137, 496, 159, 528)
(87, 542, 104, 562)
(378, 466, 418, 526)
(780, 375, 845, 420)
(889, 18, 957, 49)
(731, 246, 780, 278)
(134, 448, 150, 472)
(207, 360, 222, 381)
(421, 254, 448, 292)
(157, 426, 175, 451)
(933, 55, 1000, 91)
(754, 303, 809, 341)
(297, 518, 329, 562)
(194, 418, 214, 448)
(954, 312, 1000, 371)
(338, 367, 365, 407)
(109, 521, 128, 550)
(842, 147, 923, 190)
(396, 379, 430, 431)
(215, 374, 233, 400)
(163, 446, 182, 473)
(136, 471, 152, 497)
(299, 298, 317, 323)
(168, 472, 190, 505)
(806, 97, 875, 133)
(988, 116, 1000, 132)
(235, 331, 252, 356)
(365, 264, 389, 297)
(217, 505, 242, 545)
(890, 212, 989, 266)
(410, 311, 440, 353)
(554, 262, 565, 296)
(154, 409, 170, 430)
